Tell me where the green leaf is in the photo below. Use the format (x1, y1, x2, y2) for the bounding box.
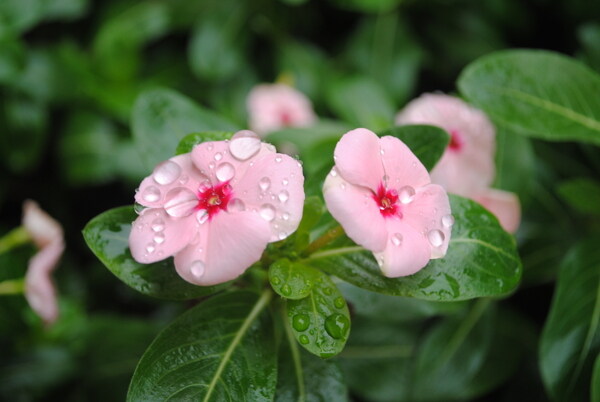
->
(175, 131, 234, 155)
(131, 88, 239, 169)
(308, 195, 522, 301)
(269, 260, 317, 300)
(328, 0, 403, 13)
(379, 125, 450, 171)
(539, 237, 600, 401)
(127, 290, 277, 401)
(82, 206, 222, 300)
(286, 270, 350, 358)
(593, 354, 600, 402)
(458, 49, 600, 145)
(557, 178, 600, 215)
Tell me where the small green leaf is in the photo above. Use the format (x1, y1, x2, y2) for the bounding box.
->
(309, 195, 522, 301)
(540, 237, 600, 401)
(379, 125, 450, 171)
(127, 290, 276, 401)
(175, 131, 234, 155)
(494, 128, 536, 206)
(557, 178, 600, 215)
(269, 259, 317, 300)
(593, 354, 600, 402)
(286, 270, 350, 358)
(131, 88, 239, 169)
(458, 49, 600, 144)
(83, 206, 222, 300)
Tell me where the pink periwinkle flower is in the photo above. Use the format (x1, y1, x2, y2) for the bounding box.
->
(22, 200, 64, 325)
(323, 129, 453, 277)
(247, 83, 316, 136)
(129, 131, 305, 286)
(395, 93, 521, 233)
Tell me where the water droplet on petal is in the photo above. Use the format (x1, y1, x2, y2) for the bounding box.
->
(278, 231, 287, 240)
(299, 335, 309, 344)
(391, 233, 403, 246)
(178, 174, 189, 184)
(154, 232, 165, 244)
(259, 204, 276, 221)
(208, 161, 216, 170)
(340, 183, 346, 190)
(142, 186, 161, 203)
(214, 152, 223, 161)
(292, 314, 310, 331)
(259, 177, 271, 191)
(278, 190, 289, 203)
(442, 214, 455, 227)
(334, 297, 345, 309)
(228, 198, 246, 212)
(190, 260, 205, 279)
(146, 243, 155, 253)
(151, 218, 165, 232)
(229, 130, 262, 160)
(134, 202, 145, 215)
(282, 212, 290, 221)
(428, 229, 445, 247)
(282, 178, 289, 186)
(164, 188, 198, 217)
(324, 313, 350, 339)
(196, 210, 209, 225)
(399, 186, 416, 204)
(153, 161, 181, 185)
(330, 168, 337, 177)
(216, 162, 235, 182)
(380, 148, 385, 155)
(275, 156, 282, 163)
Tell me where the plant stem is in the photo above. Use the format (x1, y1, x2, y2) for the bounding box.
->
(0, 278, 25, 295)
(303, 225, 345, 256)
(0, 226, 30, 255)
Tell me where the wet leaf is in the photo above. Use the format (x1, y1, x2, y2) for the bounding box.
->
(268, 259, 318, 300)
(175, 131, 234, 155)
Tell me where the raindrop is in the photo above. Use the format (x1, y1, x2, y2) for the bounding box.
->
(146, 243, 155, 253)
(208, 161, 216, 170)
(142, 186, 161, 203)
(330, 169, 338, 177)
(207, 144, 213, 151)
(299, 335, 309, 345)
(324, 313, 350, 339)
(154, 232, 165, 244)
(164, 188, 198, 217)
(282, 178, 289, 186)
(134, 202, 145, 215)
(214, 152, 223, 161)
(151, 218, 165, 232)
(259, 177, 271, 191)
(282, 212, 290, 221)
(292, 314, 310, 332)
(323, 287, 333, 295)
(380, 148, 385, 155)
(376, 255, 384, 267)
(153, 160, 181, 185)
(178, 174, 189, 185)
(259, 204, 276, 222)
(190, 260, 205, 279)
(340, 183, 346, 190)
(216, 162, 235, 182)
(278, 231, 287, 240)
(399, 186, 416, 204)
(391, 233, 403, 247)
(271, 276, 281, 285)
(442, 214, 455, 227)
(278, 190, 289, 203)
(196, 210, 209, 225)
(229, 130, 261, 160)
(334, 297, 345, 309)
(275, 156, 282, 163)
(228, 198, 246, 212)
(281, 284, 292, 296)
(428, 229, 445, 247)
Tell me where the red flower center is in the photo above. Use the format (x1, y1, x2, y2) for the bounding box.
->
(448, 129, 464, 152)
(197, 182, 233, 219)
(373, 183, 402, 218)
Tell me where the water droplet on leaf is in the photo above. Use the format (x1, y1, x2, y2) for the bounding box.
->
(299, 335, 309, 344)
(334, 297, 345, 309)
(281, 284, 291, 296)
(324, 313, 350, 339)
(292, 314, 310, 332)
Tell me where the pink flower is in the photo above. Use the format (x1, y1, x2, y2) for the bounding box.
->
(22, 200, 64, 325)
(395, 93, 520, 233)
(247, 84, 316, 136)
(129, 131, 305, 286)
(323, 128, 452, 277)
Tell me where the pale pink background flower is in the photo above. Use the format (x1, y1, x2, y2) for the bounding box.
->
(130, 131, 305, 286)
(247, 84, 316, 136)
(395, 93, 520, 233)
(22, 200, 64, 325)
(323, 128, 452, 277)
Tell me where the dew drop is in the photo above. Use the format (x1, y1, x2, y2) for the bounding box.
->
(216, 162, 235, 182)
(228, 198, 246, 212)
(259, 204, 276, 222)
(292, 314, 310, 332)
(340, 183, 346, 190)
(154, 232, 165, 244)
(282, 178, 289, 186)
(146, 243, 155, 253)
(380, 148, 385, 155)
(428, 229, 445, 247)
(153, 160, 181, 185)
(391, 233, 403, 247)
(442, 214, 455, 227)
(275, 156, 282, 163)
(271, 276, 281, 285)
(281, 284, 292, 296)
(324, 313, 350, 339)
(229, 130, 261, 160)
(299, 335, 309, 344)
(178, 174, 189, 185)
(151, 218, 165, 232)
(399, 186, 416, 204)
(134, 202, 145, 215)
(278, 190, 289, 203)
(282, 212, 290, 221)
(190, 260, 205, 279)
(259, 177, 271, 191)
(278, 231, 287, 240)
(196, 210, 209, 225)
(334, 297, 345, 309)
(208, 161, 216, 170)
(323, 287, 333, 295)
(214, 152, 223, 161)
(330, 168, 337, 177)
(164, 188, 198, 217)
(142, 186, 161, 203)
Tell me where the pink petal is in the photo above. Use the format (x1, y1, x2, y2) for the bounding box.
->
(333, 128, 385, 191)
(379, 135, 431, 190)
(25, 239, 64, 325)
(232, 152, 305, 242)
(135, 154, 208, 208)
(401, 184, 452, 259)
(22, 200, 63, 248)
(374, 220, 432, 277)
(174, 211, 271, 286)
(473, 189, 521, 233)
(129, 208, 196, 264)
(323, 170, 388, 252)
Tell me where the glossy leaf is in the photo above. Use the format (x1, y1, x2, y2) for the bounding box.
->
(379, 125, 450, 172)
(269, 259, 318, 300)
(175, 131, 234, 155)
(309, 195, 522, 301)
(131, 88, 238, 168)
(286, 270, 351, 358)
(593, 354, 600, 402)
(458, 49, 600, 145)
(540, 237, 600, 401)
(557, 178, 600, 216)
(83, 206, 222, 300)
(128, 291, 277, 401)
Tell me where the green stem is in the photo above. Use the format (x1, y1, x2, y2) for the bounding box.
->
(303, 225, 345, 256)
(0, 227, 30, 255)
(0, 278, 25, 295)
